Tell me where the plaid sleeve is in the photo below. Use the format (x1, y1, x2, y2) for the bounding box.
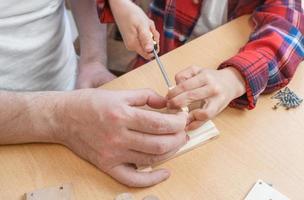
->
(219, 0, 304, 109)
(96, 0, 114, 23)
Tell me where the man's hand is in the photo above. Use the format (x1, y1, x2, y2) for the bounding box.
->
(76, 62, 116, 89)
(167, 66, 246, 131)
(70, 0, 110, 89)
(57, 89, 188, 187)
(109, 0, 160, 59)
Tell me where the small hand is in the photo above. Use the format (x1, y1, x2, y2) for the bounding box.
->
(76, 62, 116, 89)
(109, 0, 160, 59)
(167, 66, 246, 131)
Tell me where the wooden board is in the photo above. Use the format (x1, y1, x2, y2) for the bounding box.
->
(138, 120, 219, 169)
(25, 183, 74, 200)
(1, 15, 304, 200)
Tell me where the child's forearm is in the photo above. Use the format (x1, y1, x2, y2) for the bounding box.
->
(108, 0, 133, 23)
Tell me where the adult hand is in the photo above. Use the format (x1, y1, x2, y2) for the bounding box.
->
(57, 88, 188, 187)
(167, 66, 246, 131)
(76, 61, 116, 89)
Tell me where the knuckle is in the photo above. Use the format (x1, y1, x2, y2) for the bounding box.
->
(146, 156, 159, 165)
(204, 108, 215, 119)
(169, 98, 181, 108)
(204, 73, 212, 83)
(105, 129, 124, 146)
(116, 105, 131, 122)
(111, 134, 122, 146)
(149, 20, 155, 27)
(125, 40, 135, 51)
(150, 119, 162, 131)
(211, 85, 221, 95)
(197, 110, 209, 120)
(175, 74, 184, 82)
(190, 65, 200, 73)
(203, 110, 211, 119)
(197, 74, 206, 85)
(177, 132, 187, 146)
(120, 106, 131, 120)
(147, 116, 169, 133)
(141, 34, 150, 43)
(154, 142, 169, 154)
(107, 109, 123, 122)
(179, 82, 188, 91)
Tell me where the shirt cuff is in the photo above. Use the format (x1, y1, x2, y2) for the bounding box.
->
(97, 0, 115, 23)
(218, 50, 269, 110)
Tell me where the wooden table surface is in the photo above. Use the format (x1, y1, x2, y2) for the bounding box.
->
(1, 15, 303, 200)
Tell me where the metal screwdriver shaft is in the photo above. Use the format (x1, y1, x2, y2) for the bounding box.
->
(152, 43, 173, 88)
(152, 41, 189, 113)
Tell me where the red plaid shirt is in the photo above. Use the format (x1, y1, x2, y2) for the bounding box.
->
(97, 0, 304, 109)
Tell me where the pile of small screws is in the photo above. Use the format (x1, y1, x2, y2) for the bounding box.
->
(271, 87, 303, 110)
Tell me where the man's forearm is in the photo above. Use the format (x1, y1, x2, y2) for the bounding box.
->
(0, 91, 65, 145)
(70, 0, 108, 66)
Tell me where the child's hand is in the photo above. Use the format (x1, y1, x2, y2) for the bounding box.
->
(167, 66, 246, 131)
(109, 0, 159, 59)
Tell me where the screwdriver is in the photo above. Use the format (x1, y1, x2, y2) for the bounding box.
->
(152, 41, 173, 89)
(151, 40, 189, 113)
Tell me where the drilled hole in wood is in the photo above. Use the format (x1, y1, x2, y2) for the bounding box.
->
(30, 193, 34, 196)
(59, 186, 64, 190)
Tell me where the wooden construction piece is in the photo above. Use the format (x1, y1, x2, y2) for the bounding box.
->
(138, 120, 219, 170)
(25, 183, 74, 200)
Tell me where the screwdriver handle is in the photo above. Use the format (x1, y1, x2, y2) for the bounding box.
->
(150, 32, 158, 51)
(153, 40, 158, 51)
(150, 32, 189, 113)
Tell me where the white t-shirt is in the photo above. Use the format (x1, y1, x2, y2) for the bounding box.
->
(0, 0, 77, 91)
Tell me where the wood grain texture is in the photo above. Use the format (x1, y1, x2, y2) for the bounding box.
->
(0, 15, 303, 200)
